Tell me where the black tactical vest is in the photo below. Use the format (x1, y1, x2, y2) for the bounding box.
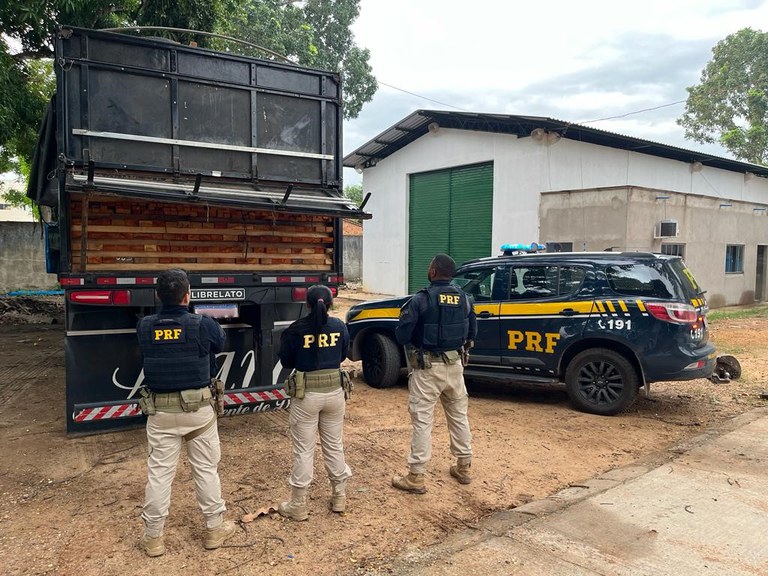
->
(138, 313, 210, 391)
(420, 284, 469, 352)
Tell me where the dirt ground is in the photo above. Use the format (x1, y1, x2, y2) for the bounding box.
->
(1, 291, 767, 576)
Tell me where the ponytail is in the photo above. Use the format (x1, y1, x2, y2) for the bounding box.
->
(306, 285, 333, 332)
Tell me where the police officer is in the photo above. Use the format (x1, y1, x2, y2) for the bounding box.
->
(136, 269, 236, 556)
(277, 285, 352, 520)
(392, 254, 477, 494)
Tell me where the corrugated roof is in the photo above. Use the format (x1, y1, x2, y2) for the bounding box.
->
(343, 110, 768, 177)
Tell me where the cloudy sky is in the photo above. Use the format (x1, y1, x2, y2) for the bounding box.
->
(342, 0, 768, 185)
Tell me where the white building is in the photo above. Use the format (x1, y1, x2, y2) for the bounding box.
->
(345, 111, 768, 307)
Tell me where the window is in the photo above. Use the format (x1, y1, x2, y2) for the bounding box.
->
(725, 245, 744, 273)
(605, 263, 681, 299)
(509, 266, 558, 299)
(452, 267, 500, 301)
(558, 266, 587, 295)
(661, 244, 685, 257)
(546, 242, 573, 253)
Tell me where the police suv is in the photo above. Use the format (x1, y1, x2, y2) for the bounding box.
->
(345, 248, 717, 415)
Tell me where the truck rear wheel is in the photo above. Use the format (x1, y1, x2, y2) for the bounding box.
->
(565, 348, 639, 415)
(361, 333, 401, 389)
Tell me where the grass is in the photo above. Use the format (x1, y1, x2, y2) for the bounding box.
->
(707, 304, 768, 322)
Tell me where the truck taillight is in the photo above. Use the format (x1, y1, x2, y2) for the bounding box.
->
(69, 290, 131, 305)
(292, 286, 337, 301)
(646, 302, 697, 324)
(292, 287, 308, 302)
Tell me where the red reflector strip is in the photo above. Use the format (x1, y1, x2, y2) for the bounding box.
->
(73, 403, 142, 422)
(219, 276, 235, 284)
(136, 277, 155, 285)
(60, 278, 84, 286)
(224, 389, 289, 406)
(327, 275, 344, 284)
(97, 277, 141, 285)
(261, 276, 324, 284)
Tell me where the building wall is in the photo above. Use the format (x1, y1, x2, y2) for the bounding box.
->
(343, 235, 362, 282)
(361, 128, 768, 296)
(539, 187, 768, 307)
(0, 222, 58, 292)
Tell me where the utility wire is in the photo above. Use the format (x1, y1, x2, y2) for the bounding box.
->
(578, 100, 687, 124)
(378, 81, 469, 111)
(378, 79, 687, 124)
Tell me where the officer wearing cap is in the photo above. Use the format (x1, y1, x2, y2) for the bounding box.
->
(392, 254, 477, 494)
(277, 285, 352, 520)
(136, 268, 236, 556)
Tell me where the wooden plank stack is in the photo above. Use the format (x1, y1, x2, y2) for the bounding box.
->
(69, 194, 335, 272)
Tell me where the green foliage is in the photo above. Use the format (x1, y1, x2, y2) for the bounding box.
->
(343, 183, 363, 206)
(226, 0, 377, 119)
(708, 304, 768, 322)
(678, 28, 768, 165)
(0, 187, 38, 218)
(0, 0, 377, 178)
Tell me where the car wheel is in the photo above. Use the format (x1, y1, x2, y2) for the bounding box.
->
(361, 333, 402, 389)
(565, 348, 639, 415)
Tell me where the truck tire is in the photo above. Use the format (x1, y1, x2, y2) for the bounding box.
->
(565, 348, 639, 416)
(361, 333, 401, 389)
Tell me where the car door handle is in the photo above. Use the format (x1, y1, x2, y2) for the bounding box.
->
(478, 311, 494, 318)
(559, 308, 577, 316)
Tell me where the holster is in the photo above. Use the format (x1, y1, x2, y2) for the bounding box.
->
(138, 386, 156, 416)
(210, 378, 225, 416)
(341, 369, 354, 401)
(406, 347, 432, 370)
(284, 370, 306, 399)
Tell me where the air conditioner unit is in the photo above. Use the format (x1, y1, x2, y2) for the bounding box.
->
(654, 219, 679, 239)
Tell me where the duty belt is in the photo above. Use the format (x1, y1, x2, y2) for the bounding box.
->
(301, 368, 342, 393)
(425, 350, 461, 363)
(153, 387, 212, 413)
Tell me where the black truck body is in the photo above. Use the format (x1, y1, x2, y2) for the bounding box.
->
(26, 27, 369, 433)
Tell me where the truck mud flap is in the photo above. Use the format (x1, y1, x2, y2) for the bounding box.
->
(65, 325, 289, 434)
(222, 386, 290, 416)
(70, 386, 290, 433)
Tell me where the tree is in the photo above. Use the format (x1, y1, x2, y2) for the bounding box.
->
(343, 183, 363, 206)
(0, 0, 376, 176)
(225, 0, 377, 119)
(678, 28, 768, 165)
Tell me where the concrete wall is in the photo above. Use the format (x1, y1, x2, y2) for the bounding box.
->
(0, 222, 58, 292)
(361, 127, 768, 296)
(539, 187, 768, 307)
(343, 235, 362, 282)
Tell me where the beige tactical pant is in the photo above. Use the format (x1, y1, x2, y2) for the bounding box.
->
(288, 387, 352, 488)
(406, 359, 473, 474)
(142, 404, 226, 536)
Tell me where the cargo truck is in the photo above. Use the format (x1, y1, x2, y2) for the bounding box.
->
(26, 27, 369, 433)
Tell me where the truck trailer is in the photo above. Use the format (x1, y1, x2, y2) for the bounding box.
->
(26, 27, 369, 433)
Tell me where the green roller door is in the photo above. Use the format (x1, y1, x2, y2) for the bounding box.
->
(408, 162, 493, 293)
